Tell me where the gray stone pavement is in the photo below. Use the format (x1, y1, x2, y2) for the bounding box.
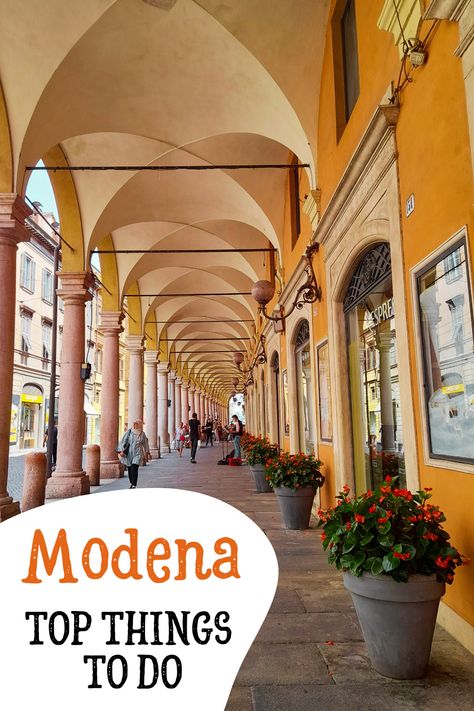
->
(7, 449, 87, 503)
(90, 445, 474, 710)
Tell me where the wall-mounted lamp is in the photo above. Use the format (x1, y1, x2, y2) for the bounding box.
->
(251, 243, 322, 329)
(233, 335, 267, 378)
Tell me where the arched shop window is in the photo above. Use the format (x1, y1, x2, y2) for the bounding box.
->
(271, 352, 281, 445)
(294, 319, 315, 454)
(344, 243, 406, 493)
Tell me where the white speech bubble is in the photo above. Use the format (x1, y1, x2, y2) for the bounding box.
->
(0, 489, 278, 710)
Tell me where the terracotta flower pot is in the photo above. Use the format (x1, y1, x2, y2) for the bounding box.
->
(343, 571, 445, 679)
(274, 485, 316, 529)
(249, 464, 273, 493)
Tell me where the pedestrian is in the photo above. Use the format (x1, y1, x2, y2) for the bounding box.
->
(118, 419, 150, 488)
(188, 412, 201, 463)
(175, 421, 186, 458)
(43, 419, 58, 468)
(204, 417, 213, 447)
(231, 414, 244, 459)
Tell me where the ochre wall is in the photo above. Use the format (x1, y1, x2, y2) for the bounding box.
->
(315, 1, 474, 626)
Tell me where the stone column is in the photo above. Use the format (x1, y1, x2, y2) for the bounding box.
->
(126, 335, 144, 424)
(46, 271, 95, 499)
(0, 195, 31, 520)
(158, 362, 170, 453)
(168, 370, 177, 444)
(376, 331, 396, 452)
(181, 380, 190, 424)
(189, 384, 196, 415)
(175, 376, 182, 428)
(99, 311, 125, 478)
(196, 388, 202, 422)
(144, 350, 159, 459)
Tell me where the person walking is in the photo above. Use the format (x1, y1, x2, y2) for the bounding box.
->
(118, 419, 150, 488)
(188, 412, 201, 463)
(43, 419, 58, 468)
(176, 421, 186, 458)
(231, 414, 244, 459)
(204, 417, 213, 447)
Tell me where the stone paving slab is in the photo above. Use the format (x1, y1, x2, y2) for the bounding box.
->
(235, 642, 332, 685)
(251, 682, 474, 710)
(90, 450, 474, 710)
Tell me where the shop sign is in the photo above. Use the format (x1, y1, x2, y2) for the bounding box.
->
(370, 297, 394, 327)
(10, 395, 20, 445)
(21, 394, 43, 404)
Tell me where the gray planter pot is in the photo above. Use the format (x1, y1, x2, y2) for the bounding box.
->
(274, 485, 316, 529)
(343, 571, 445, 679)
(249, 463, 273, 493)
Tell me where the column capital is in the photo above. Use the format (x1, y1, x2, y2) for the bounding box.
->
(99, 311, 125, 336)
(0, 194, 32, 243)
(144, 350, 159, 365)
(189, 383, 196, 393)
(157, 361, 170, 374)
(176, 376, 183, 385)
(126, 335, 145, 352)
(376, 331, 394, 351)
(181, 380, 189, 390)
(169, 369, 177, 381)
(57, 271, 95, 305)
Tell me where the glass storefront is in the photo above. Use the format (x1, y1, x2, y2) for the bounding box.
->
(417, 239, 474, 463)
(345, 244, 406, 493)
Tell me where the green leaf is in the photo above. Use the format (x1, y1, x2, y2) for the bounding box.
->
(382, 553, 400, 572)
(378, 534, 395, 549)
(377, 521, 391, 535)
(340, 554, 354, 568)
(371, 558, 384, 575)
(359, 534, 374, 547)
(351, 551, 366, 569)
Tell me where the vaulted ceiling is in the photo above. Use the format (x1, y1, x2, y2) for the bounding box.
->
(0, 0, 330, 398)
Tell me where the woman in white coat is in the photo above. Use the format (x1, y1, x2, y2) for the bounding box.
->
(119, 420, 150, 488)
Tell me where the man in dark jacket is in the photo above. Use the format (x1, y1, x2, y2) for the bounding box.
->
(188, 412, 201, 463)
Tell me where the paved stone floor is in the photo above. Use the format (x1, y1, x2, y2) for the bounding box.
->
(90, 445, 474, 710)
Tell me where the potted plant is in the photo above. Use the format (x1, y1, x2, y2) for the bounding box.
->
(318, 476, 469, 679)
(266, 451, 325, 528)
(243, 435, 279, 492)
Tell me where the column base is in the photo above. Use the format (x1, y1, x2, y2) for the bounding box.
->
(100, 460, 125, 479)
(46, 472, 90, 499)
(0, 500, 20, 521)
(149, 448, 160, 460)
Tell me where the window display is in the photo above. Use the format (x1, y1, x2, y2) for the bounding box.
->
(417, 240, 474, 463)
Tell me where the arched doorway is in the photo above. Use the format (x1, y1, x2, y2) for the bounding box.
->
(271, 351, 281, 445)
(344, 243, 406, 492)
(294, 320, 315, 453)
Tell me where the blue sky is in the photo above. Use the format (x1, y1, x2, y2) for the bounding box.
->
(25, 160, 59, 218)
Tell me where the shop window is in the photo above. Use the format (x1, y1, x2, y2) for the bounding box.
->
(20, 253, 36, 292)
(332, 0, 360, 140)
(295, 320, 315, 453)
(345, 244, 406, 493)
(290, 155, 301, 249)
(416, 239, 474, 464)
(41, 269, 53, 303)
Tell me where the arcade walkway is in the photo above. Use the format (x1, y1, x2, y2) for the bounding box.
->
(92, 446, 474, 710)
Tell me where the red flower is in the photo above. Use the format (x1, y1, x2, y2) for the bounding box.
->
(380, 485, 391, 494)
(377, 517, 388, 524)
(424, 487, 433, 491)
(368, 504, 377, 514)
(435, 556, 450, 569)
(342, 484, 350, 494)
(354, 514, 365, 523)
(346, 522, 352, 530)
(393, 551, 411, 560)
(320, 532, 326, 542)
(384, 475, 392, 483)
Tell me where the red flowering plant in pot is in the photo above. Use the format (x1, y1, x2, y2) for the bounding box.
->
(243, 435, 280, 492)
(265, 451, 325, 529)
(318, 476, 470, 679)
